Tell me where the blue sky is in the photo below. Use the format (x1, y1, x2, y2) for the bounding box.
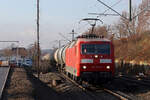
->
(0, 0, 142, 49)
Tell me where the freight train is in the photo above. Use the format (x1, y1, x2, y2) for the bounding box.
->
(53, 34, 115, 83)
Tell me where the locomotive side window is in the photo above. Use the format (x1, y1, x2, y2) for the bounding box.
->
(81, 44, 110, 55)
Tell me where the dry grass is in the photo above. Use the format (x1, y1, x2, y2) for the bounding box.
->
(32, 60, 52, 74)
(2, 68, 34, 100)
(137, 92, 150, 100)
(40, 60, 51, 73)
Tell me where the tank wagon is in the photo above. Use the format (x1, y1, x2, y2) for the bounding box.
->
(53, 34, 115, 83)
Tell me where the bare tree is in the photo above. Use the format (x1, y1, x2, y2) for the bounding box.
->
(83, 25, 111, 37)
(114, 7, 138, 38)
(3, 48, 12, 57)
(137, 0, 150, 33)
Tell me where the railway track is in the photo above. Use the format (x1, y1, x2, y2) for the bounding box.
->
(119, 76, 150, 87)
(59, 72, 133, 100)
(0, 67, 10, 99)
(38, 68, 150, 100)
(38, 67, 150, 100)
(103, 75, 150, 100)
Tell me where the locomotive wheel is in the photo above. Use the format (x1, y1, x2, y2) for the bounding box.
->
(68, 73, 71, 78)
(71, 74, 73, 79)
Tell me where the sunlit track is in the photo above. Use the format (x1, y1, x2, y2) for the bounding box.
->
(59, 72, 132, 100)
(89, 84, 134, 100)
(60, 73, 86, 91)
(104, 89, 130, 100)
(0, 67, 10, 99)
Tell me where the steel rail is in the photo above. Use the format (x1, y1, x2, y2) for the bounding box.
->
(119, 76, 150, 87)
(60, 72, 131, 100)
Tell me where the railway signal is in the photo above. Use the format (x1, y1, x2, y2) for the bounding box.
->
(69, 29, 77, 41)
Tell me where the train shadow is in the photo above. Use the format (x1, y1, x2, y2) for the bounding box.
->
(25, 68, 102, 100)
(24, 67, 60, 100)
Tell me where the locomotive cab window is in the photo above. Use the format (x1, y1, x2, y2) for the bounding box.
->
(81, 44, 110, 55)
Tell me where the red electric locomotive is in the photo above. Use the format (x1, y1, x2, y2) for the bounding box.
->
(54, 34, 115, 83)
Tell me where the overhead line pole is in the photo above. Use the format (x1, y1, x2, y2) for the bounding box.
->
(129, 0, 132, 21)
(37, 0, 40, 78)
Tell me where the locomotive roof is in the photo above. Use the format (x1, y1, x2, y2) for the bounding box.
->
(76, 34, 111, 42)
(77, 38, 110, 42)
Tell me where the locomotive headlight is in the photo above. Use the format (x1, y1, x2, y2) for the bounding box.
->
(95, 55, 98, 58)
(106, 66, 110, 69)
(83, 66, 87, 69)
